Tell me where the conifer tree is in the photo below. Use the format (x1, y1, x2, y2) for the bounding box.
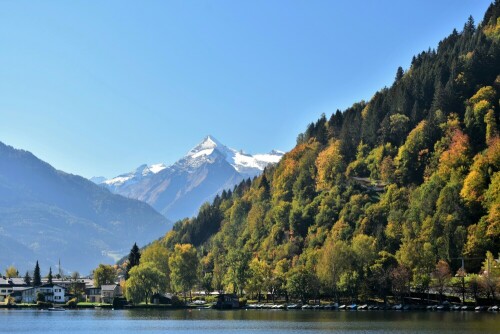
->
(47, 267, 53, 284)
(259, 174, 271, 200)
(33, 261, 41, 287)
(395, 66, 404, 82)
(24, 271, 31, 286)
(126, 243, 141, 279)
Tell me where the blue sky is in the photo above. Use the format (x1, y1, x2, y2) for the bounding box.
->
(0, 0, 493, 178)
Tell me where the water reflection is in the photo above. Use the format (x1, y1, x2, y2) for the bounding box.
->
(1, 308, 498, 334)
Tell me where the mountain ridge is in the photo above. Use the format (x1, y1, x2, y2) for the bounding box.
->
(93, 135, 283, 221)
(0, 141, 172, 274)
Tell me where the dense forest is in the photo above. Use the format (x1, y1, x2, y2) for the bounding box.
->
(121, 2, 500, 305)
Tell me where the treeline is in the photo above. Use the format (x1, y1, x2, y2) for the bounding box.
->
(118, 2, 500, 305)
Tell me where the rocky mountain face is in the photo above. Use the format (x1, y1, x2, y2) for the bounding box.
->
(95, 136, 283, 221)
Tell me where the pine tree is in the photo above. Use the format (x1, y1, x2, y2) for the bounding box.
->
(33, 261, 41, 287)
(395, 66, 404, 82)
(316, 114, 328, 145)
(47, 267, 53, 284)
(125, 243, 141, 279)
(24, 271, 31, 286)
(259, 174, 271, 200)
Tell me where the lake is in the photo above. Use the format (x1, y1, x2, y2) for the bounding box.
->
(1, 309, 498, 333)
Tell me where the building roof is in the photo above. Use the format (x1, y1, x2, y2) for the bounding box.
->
(0, 277, 28, 287)
(39, 283, 65, 289)
(100, 284, 119, 291)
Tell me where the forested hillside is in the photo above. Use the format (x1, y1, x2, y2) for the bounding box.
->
(127, 2, 500, 304)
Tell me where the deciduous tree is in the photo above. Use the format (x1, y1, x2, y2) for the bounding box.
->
(126, 262, 166, 304)
(93, 264, 116, 288)
(169, 244, 199, 302)
(432, 260, 451, 302)
(5, 265, 18, 278)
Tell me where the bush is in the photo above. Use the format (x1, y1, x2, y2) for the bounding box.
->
(239, 297, 247, 307)
(205, 295, 217, 303)
(36, 292, 45, 303)
(66, 298, 78, 309)
(171, 295, 184, 307)
(4, 296, 15, 306)
(113, 297, 127, 309)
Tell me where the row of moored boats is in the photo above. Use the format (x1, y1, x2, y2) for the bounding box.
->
(245, 303, 500, 312)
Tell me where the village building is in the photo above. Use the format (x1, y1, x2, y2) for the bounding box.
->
(100, 284, 122, 303)
(0, 277, 28, 302)
(21, 284, 68, 304)
(85, 286, 101, 303)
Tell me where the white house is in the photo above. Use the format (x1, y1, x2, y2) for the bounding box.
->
(21, 284, 67, 303)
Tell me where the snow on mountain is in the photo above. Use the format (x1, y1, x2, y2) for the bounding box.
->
(183, 135, 284, 177)
(104, 163, 167, 188)
(93, 136, 284, 221)
(149, 163, 167, 174)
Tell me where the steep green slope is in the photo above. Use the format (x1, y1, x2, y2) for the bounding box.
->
(143, 1, 500, 301)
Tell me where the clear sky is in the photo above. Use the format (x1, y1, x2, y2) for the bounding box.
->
(0, 0, 493, 179)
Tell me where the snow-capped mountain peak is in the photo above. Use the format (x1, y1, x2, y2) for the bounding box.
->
(91, 135, 284, 220)
(187, 135, 227, 159)
(183, 135, 283, 177)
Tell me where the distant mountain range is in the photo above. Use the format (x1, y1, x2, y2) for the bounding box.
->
(0, 141, 172, 275)
(92, 136, 283, 221)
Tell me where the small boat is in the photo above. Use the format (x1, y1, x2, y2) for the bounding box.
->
(286, 304, 300, 309)
(48, 307, 65, 311)
(461, 305, 469, 311)
(436, 304, 449, 311)
(393, 304, 402, 310)
(347, 304, 357, 310)
(324, 303, 338, 310)
(338, 304, 346, 310)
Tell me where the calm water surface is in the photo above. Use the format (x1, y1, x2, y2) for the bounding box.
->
(1, 308, 498, 334)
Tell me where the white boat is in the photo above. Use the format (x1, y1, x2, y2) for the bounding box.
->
(48, 307, 65, 311)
